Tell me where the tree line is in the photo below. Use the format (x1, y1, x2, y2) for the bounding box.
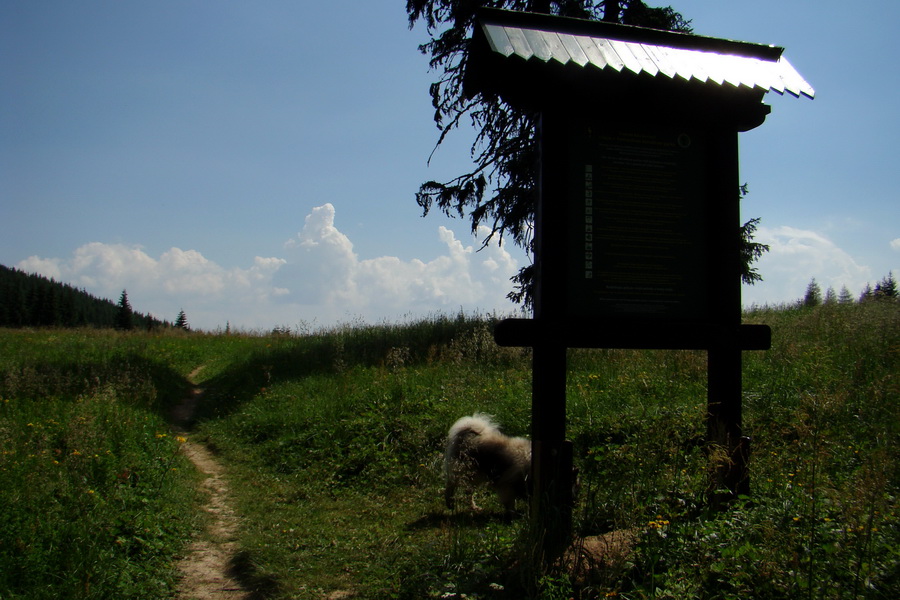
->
(0, 265, 187, 330)
(802, 272, 898, 307)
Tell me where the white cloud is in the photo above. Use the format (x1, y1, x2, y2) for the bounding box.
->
(276, 204, 520, 323)
(276, 203, 358, 306)
(28, 211, 883, 326)
(18, 242, 287, 327)
(742, 225, 872, 306)
(17, 203, 521, 330)
(890, 238, 900, 251)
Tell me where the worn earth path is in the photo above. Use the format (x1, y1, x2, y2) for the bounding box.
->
(169, 366, 250, 600)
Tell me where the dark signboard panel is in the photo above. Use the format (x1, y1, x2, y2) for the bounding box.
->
(564, 122, 709, 320)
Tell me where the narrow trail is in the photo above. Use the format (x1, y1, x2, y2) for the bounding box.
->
(170, 366, 250, 600)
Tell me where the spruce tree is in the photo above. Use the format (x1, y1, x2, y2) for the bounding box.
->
(803, 278, 822, 307)
(859, 283, 874, 303)
(838, 285, 854, 304)
(115, 289, 134, 330)
(739, 204, 770, 285)
(875, 272, 898, 299)
(174, 309, 189, 330)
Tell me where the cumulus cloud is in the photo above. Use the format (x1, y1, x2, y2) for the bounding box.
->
(277, 203, 358, 305)
(742, 225, 872, 306)
(17, 242, 286, 327)
(275, 203, 520, 322)
(891, 238, 900, 251)
(26, 208, 882, 326)
(16, 203, 521, 330)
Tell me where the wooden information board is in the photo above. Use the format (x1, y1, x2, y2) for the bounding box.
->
(460, 7, 812, 561)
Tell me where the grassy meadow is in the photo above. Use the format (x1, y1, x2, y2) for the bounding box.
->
(1, 302, 897, 599)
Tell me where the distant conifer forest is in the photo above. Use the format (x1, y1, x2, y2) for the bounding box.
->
(0, 265, 171, 330)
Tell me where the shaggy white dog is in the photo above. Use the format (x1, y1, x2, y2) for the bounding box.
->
(444, 413, 531, 514)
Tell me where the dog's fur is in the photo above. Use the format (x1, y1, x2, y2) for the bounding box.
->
(444, 413, 531, 514)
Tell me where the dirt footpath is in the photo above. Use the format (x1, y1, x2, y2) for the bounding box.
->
(171, 370, 250, 600)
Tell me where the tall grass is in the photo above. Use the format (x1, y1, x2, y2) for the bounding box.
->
(0, 328, 261, 599)
(2, 301, 897, 599)
(194, 302, 898, 599)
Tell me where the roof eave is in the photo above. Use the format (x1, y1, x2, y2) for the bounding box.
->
(464, 8, 813, 127)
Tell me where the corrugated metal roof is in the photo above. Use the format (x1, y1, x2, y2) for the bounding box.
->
(479, 20, 815, 99)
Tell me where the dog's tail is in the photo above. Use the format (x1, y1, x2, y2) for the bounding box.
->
(444, 413, 498, 474)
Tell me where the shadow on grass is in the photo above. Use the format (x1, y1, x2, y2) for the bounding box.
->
(407, 510, 525, 531)
(227, 550, 282, 600)
(6, 351, 194, 418)
(190, 316, 501, 424)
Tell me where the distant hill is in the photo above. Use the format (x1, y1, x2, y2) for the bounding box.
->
(0, 265, 170, 329)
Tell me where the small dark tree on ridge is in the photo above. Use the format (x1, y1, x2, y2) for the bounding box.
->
(174, 309, 189, 331)
(115, 289, 134, 331)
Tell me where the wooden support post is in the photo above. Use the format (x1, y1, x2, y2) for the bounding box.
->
(528, 110, 575, 559)
(530, 341, 573, 559)
(705, 129, 749, 507)
(707, 345, 749, 506)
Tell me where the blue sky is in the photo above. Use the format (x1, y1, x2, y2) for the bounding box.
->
(2, 0, 897, 330)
